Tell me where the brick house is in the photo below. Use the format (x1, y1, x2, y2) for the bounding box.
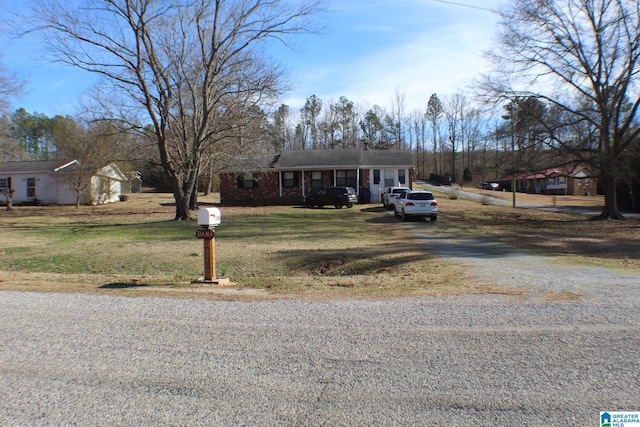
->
(219, 148, 414, 206)
(497, 166, 597, 196)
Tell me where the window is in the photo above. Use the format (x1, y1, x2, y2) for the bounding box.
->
(311, 171, 322, 189)
(547, 176, 567, 186)
(408, 192, 434, 201)
(336, 170, 357, 187)
(237, 173, 258, 188)
(373, 170, 380, 185)
(26, 177, 36, 198)
(398, 169, 406, 185)
(0, 178, 8, 190)
(384, 170, 395, 187)
(282, 171, 299, 187)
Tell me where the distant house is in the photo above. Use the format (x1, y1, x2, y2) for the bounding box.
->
(497, 166, 596, 196)
(0, 160, 128, 206)
(219, 148, 415, 206)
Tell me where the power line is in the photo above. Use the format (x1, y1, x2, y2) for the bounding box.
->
(431, 0, 498, 14)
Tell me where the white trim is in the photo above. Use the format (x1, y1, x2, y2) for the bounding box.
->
(54, 160, 80, 172)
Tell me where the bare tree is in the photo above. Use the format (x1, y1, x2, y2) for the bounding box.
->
(410, 109, 428, 178)
(0, 61, 24, 114)
(52, 116, 129, 208)
(443, 93, 465, 182)
(25, 0, 322, 220)
(485, 0, 640, 219)
(391, 89, 406, 148)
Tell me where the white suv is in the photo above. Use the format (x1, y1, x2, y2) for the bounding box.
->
(382, 186, 410, 209)
(394, 190, 438, 221)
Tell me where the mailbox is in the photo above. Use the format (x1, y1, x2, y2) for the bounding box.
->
(198, 207, 221, 228)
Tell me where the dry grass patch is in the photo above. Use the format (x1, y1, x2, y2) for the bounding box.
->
(0, 195, 476, 299)
(435, 197, 640, 272)
(1, 192, 638, 300)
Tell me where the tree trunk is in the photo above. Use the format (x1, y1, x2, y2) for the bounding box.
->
(2, 192, 13, 211)
(173, 187, 191, 221)
(189, 187, 198, 211)
(596, 173, 625, 220)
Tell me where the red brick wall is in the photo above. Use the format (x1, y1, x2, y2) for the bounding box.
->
(220, 168, 413, 206)
(220, 171, 305, 206)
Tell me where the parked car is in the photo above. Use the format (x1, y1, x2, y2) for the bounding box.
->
(394, 190, 438, 221)
(481, 182, 499, 191)
(382, 186, 410, 209)
(304, 186, 358, 209)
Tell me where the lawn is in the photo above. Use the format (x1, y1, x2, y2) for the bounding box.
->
(1, 192, 638, 300)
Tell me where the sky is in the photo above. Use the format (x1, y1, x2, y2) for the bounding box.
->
(0, 0, 503, 117)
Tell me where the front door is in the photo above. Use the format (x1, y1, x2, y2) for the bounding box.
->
(370, 169, 382, 203)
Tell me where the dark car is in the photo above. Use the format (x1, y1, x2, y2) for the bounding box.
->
(304, 186, 358, 209)
(481, 182, 499, 190)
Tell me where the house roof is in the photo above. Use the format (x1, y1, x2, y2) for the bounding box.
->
(499, 166, 594, 182)
(221, 148, 414, 172)
(0, 159, 80, 174)
(0, 160, 128, 181)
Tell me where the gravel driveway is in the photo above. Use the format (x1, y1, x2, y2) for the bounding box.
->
(1, 213, 639, 426)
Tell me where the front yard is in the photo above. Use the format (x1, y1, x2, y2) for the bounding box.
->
(1, 192, 638, 300)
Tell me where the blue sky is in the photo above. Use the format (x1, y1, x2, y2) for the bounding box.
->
(0, 0, 502, 117)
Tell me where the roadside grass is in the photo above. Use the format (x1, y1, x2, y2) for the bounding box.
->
(1, 192, 638, 300)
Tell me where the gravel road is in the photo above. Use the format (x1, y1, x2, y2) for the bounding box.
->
(2, 206, 640, 426)
(1, 287, 639, 426)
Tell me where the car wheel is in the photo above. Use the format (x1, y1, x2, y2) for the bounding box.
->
(346, 203, 353, 208)
(394, 209, 399, 217)
(402, 210, 408, 221)
(430, 214, 437, 222)
(335, 204, 343, 209)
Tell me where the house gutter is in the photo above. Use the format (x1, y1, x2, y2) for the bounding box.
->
(54, 160, 80, 172)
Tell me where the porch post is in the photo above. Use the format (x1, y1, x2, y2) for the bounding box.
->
(301, 170, 306, 198)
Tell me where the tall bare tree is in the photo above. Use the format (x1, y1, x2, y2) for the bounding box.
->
(443, 93, 465, 182)
(26, 0, 322, 219)
(485, 0, 640, 219)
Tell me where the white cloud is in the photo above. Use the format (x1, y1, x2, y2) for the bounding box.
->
(284, 10, 499, 113)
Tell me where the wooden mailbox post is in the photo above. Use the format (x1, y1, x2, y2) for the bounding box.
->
(196, 208, 221, 283)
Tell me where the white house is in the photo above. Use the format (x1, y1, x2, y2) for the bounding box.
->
(0, 160, 128, 206)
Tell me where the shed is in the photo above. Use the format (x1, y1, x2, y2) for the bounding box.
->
(0, 160, 128, 206)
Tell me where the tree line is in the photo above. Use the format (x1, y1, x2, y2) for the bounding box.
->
(2, 0, 639, 219)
